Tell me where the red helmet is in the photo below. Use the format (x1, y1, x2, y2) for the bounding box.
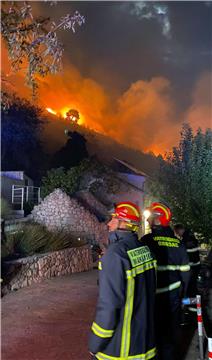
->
(148, 202, 172, 226)
(112, 202, 141, 224)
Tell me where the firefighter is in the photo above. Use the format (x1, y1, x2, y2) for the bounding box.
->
(142, 203, 190, 360)
(89, 202, 157, 360)
(174, 224, 200, 298)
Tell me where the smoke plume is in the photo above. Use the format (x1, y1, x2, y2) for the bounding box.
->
(2, 43, 211, 156)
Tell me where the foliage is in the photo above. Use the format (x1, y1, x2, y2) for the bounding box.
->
(1, 1, 85, 95)
(23, 202, 35, 216)
(52, 131, 88, 169)
(1, 93, 46, 178)
(41, 166, 81, 198)
(1, 233, 16, 259)
(41, 157, 121, 199)
(0, 198, 12, 219)
(1, 223, 86, 260)
(148, 124, 212, 244)
(65, 109, 80, 123)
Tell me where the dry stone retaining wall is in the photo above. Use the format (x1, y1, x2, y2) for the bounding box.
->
(6, 245, 92, 291)
(31, 189, 108, 245)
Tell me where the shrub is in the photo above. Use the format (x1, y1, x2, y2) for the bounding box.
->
(1, 223, 87, 260)
(1, 236, 14, 259)
(41, 157, 122, 199)
(23, 202, 35, 216)
(41, 167, 81, 198)
(1, 198, 12, 219)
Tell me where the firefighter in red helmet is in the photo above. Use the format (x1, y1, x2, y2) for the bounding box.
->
(89, 202, 157, 360)
(147, 202, 172, 227)
(142, 202, 190, 360)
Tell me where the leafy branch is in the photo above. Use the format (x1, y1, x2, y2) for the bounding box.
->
(1, 1, 85, 96)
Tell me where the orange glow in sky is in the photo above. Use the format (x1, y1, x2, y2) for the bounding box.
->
(2, 38, 210, 156)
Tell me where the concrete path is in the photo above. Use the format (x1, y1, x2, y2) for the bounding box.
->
(2, 269, 200, 360)
(2, 270, 98, 360)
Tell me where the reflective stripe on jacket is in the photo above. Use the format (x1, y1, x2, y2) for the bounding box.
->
(89, 230, 157, 359)
(142, 226, 190, 297)
(182, 230, 200, 268)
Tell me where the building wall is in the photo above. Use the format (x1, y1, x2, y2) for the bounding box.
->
(1, 172, 34, 204)
(23, 175, 34, 187)
(105, 186, 144, 216)
(116, 173, 145, 191)
(1, 176, 24, 203)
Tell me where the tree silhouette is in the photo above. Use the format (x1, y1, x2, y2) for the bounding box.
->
(52, 131, 88, 169)
(1, 93, 46, 179)
(65, 109, 80, 124)
(149, 124, 212, 244)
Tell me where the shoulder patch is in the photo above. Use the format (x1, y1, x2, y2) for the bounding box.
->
(127, 246, 153, 268)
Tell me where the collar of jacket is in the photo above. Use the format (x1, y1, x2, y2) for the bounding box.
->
(151, 225, 174, 237)
(109, 230, 138, 245)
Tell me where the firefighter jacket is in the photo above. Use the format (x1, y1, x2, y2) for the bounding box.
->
(182, 230, 200, 268)
(142, 226, 190, 297)
(89, 230, 157, 360)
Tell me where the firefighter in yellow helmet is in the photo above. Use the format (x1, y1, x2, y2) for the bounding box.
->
(142, 202, 190, 360)
(89, 202, 157, 360)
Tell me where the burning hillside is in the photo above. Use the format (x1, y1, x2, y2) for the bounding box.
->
(45, 107, 83, 125)
(41, 113, 159, 175)
(2, 43, 211, 156)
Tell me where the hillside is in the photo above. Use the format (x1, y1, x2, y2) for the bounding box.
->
(41, 115, 159, 175)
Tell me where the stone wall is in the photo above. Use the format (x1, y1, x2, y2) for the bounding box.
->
(31, 189, 108, 245)
(75, 190, 108, 221)
(89, 176, 144, 211)
(5, 245, 92, 291)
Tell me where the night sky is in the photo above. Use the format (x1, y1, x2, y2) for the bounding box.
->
(3, 1, 212, 154)
(54, 2, 211, 106)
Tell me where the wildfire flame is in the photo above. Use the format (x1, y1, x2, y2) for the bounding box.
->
(60, 107, 71, 119)
(46, 107, 57, 115)
(46, 106, 84, 125)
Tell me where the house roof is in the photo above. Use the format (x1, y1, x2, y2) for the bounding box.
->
(113, 158, 148, 177)
(0, 171, 32, 181)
